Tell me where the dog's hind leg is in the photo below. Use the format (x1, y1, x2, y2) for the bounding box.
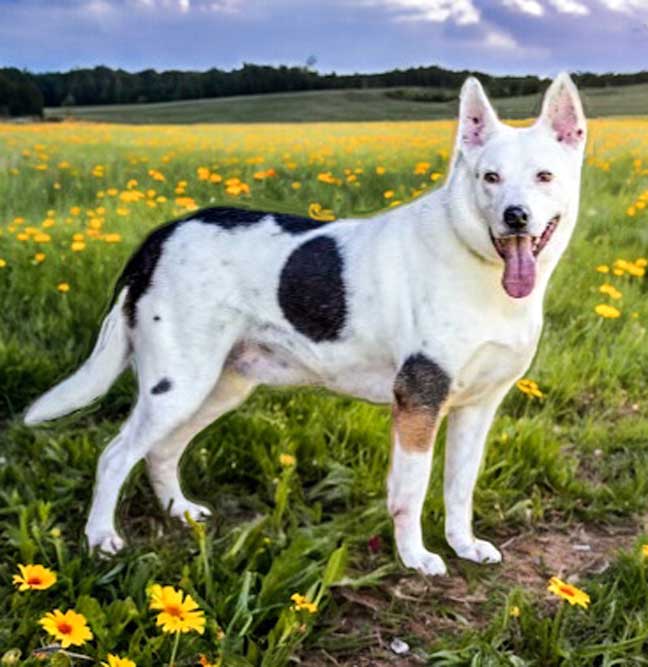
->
(84, 318, 243, 554)
(444, 391, 506, 565)
(145, 370, 256, 522)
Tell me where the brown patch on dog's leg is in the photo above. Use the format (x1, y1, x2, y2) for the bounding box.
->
(391, 353, 450, 452)
(392, 405, 438, 452)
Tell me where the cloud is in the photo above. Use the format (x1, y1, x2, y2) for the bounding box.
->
(132, 0, 242, 12)
(3, 0, 648, 76)
(501, 0, 544, 16)
(484, 29, 518, 48)
(378, 0, 480, 24)
(501, 0, 647, 17)
(84, 0, 114, 14)
(599, 0, 648, 11)
(205, 0, 242, 11)
(549, 0, 589, 14)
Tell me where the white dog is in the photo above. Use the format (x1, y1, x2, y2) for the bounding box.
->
(25, 73, 586, 573)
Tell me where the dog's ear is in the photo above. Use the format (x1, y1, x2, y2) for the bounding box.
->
(537, 72, 586, 149)
(455, 77, 501, 159)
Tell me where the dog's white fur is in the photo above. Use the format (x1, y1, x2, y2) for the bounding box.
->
(25, 74, 586, 571)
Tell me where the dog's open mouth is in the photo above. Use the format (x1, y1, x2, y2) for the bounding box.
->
(490, 215, 560, 299)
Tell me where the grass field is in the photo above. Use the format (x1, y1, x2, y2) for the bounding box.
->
(2, 115, 648, 666)
(43, 82, 648, 124)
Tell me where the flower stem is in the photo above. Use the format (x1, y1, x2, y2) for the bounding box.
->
(549, 601, 565, 656)
(168, 631, 181, 667)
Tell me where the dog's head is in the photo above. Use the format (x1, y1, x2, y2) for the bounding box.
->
(450, 73, 586, 299)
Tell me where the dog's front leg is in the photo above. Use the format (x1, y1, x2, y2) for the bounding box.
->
(388, 430, 446, 576)
(387, 355, 450, 576)
(444, 393, 506, 564)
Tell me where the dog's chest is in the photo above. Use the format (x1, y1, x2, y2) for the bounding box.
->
(449, 326, 540, 404)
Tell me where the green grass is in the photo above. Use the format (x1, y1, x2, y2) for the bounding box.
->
(2, 119, 648, 665)
(43, 83, 648, 124)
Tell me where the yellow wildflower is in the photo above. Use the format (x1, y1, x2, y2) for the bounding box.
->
(101, 655, 136, 667)
(547, 577, 590, 609)
(599, 283, 622, 300)
(13, 564, 57, 591)
(291, 593, 318, 614)
(39, 609, 93, 648)
(595, 304, 621, 319)
(317, 171, 340, 185)
(279, 453, 296, 467)
(516, 378, 544, 399)
(308, 203, 335, 222)
(148, 584, 205, 634)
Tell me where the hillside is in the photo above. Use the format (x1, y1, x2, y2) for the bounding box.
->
(43, 83, 648, 124)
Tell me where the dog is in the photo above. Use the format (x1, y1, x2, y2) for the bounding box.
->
(24, 73, 586, 573)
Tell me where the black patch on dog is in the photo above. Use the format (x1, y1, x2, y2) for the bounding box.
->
(185, 207, 266, 229)
(278, 235, 346, 341)
(273, 212, 331, 234)
(393, 354, 450, 411)
(151, 378, 172, 395)
(183, 206, 331, 235)
(153, 315, 161, 321)
(112, 220, 183, 327)
(111, 206, 335, 328)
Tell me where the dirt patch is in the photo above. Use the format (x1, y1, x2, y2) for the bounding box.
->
(308, 521, 640, 666)
(500, 521, 638, 587)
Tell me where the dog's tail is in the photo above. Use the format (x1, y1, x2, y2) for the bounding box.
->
(24, 290, 130, 426)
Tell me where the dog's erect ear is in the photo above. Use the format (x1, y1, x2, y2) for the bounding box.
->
(456, 77, 501, 158)
(537, 72, 586, 149)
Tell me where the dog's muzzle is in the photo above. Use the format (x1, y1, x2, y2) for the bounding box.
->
(490, 215, 561, 299)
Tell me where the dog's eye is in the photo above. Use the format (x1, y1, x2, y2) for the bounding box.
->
(484, 172, 500, 184)
(537, 171, 553, 183)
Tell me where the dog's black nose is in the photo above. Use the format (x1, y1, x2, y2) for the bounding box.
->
(503, 205, 530, 230)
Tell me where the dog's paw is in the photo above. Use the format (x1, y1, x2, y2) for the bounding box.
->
(171, 499, 212, 523)
(452, 539, 502, 564)
(86, 530, 125, 556)
(400, 548, 448, 576)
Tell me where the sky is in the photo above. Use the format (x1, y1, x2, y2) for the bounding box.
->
(2, 0, 648, 76)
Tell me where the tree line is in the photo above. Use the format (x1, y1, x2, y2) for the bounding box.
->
(1, 63, 647, 118)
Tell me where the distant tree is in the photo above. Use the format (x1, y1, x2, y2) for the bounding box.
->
(0, 63, 643, 114)
(0, 69, 43, 116)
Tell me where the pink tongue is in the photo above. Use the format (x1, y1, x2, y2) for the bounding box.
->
(501, 236, 536, 298)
